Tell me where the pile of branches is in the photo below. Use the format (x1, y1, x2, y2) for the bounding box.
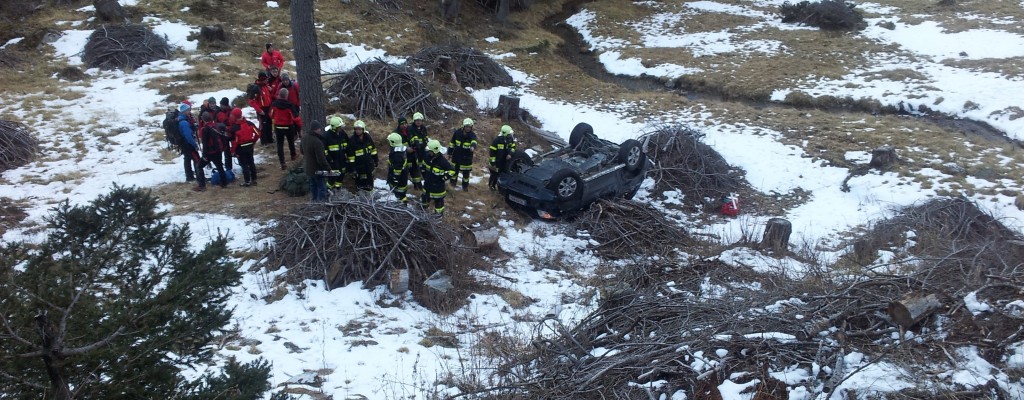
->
(407, 45, 513, 88)
(83, 24, 171, 70)
(572, 199, 690, 260)
(0, 120, 37, 172)
(641, 124, 745, 208)
(325, 59, 443, 120)
(265, 197, 472, 294)
(779, 0, 865, 31)
(0, 48, 25, 69)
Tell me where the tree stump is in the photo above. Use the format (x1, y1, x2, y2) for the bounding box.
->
(760, 218, 791, 254)
(94, 0, 127, 22)
(869, 146, 898, 169)
(389, 269, 409, 294)
(496, 0, 510, 22)
(496, 95, 520, 122)
(437, 55, 460, 87)
(852, 239, 876, 265)
(887, 293, 944, 329)
(198, 25, 228, 46)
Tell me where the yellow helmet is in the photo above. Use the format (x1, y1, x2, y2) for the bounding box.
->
(329, 116, 344, 128)
(354, 120, 366, 129)
(462, 118, 474, 127)
(413, 112, 424, 121)
(387, 132, 403, 147)
(427, 139, 442, 153)
(500, 125, 513, 135)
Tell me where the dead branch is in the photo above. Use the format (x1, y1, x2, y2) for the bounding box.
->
(407, 45, 512, 88)
(640, 124, 745, 209)
(83, 24, 172, 70)
(0, 120, 38, 172)
(325, 59, 443, 119)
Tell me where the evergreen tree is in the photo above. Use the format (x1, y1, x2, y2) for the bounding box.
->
(0, 186, 269, 399)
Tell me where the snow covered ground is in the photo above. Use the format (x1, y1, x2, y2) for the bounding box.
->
(2, 1, 1024, 399)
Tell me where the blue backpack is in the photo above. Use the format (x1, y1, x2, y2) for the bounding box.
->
(210, 169, 236, 185)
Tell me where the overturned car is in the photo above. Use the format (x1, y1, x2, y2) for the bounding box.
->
(497, 123, 649, 219)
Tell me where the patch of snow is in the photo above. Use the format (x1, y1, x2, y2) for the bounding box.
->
(484, 36, 499, 43)
(2, 37, 24, 49)
(51, 29, 93, 65)
(320, 43, 404, 73)
(144, 17, 199, 51)
(964, 291, 993, 315)
(266, 1, 279, 7)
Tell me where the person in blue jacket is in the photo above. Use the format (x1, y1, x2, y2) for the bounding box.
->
(177, 103, 207, 191)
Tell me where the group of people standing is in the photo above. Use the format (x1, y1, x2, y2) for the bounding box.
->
(171, 43, 521, 215)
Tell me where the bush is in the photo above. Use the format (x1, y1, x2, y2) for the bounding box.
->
(779, 0, 865, 31)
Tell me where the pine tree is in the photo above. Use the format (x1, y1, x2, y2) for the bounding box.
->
(0, 186, 269, 399)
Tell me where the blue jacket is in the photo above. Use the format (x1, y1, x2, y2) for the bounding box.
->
(177, 114, 198, 150)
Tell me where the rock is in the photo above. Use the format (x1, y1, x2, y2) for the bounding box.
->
(424, 270, 453, 292)
(42, 31, 62, 44)
(876, 20, 895, 30)
(1015, 194, 1024, 211)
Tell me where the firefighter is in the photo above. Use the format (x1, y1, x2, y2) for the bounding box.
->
(347, 120, 378, 192)
(449, 118, 478, 191)
(407, 112, 429, 191)
(386, 132, 410, 204)
(422, 139, 456, 214)
(488, 124, 518, 190)
(324, 116, 349, 189)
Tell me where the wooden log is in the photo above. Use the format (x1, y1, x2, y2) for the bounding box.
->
(852, 239, 876, 265)
(759, 218, 791, 254)
(869, 146, 898, 169)
(198, 25, 228, 45)
(496, 95, 520, 122)
(887, 293, 944, 328)
(94, 0, 127, 22)
(389, 269, 409, 294)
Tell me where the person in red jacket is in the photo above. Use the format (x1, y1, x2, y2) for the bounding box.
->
(261, 43, 285, 72)
(267, 66, 282, 97)
(215, 97, 233, 169)
(229, 108, 261, 187)
(269, 87, 301, 170)
(279, 73, 300, 109)
(247, 72, 274, 146)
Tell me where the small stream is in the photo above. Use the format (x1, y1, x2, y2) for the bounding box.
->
(541, 0, 1018, 146)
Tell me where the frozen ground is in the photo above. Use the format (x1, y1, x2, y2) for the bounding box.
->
(2, 1, 1023, 399)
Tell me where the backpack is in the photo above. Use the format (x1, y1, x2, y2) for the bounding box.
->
(162, 110, 183, 149)
(279, 166, 309, 197)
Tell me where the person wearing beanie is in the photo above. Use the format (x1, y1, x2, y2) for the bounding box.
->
(250, 71, 275, 146)
(176, 102, 202, 188)
(269, 87, 301, 170)
(302, 120, 331, 202)
(279, 72, 300, 109)
(229, 107, 261, 187)
(261, 43, 285, 73)
(199, 112, 228, 189)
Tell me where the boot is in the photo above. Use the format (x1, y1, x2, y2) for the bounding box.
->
(462, 181, 469, 191)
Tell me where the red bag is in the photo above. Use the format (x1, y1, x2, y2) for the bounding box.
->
(721, 195, 739, 217)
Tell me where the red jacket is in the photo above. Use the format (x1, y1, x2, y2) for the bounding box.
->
(248, 82, 272, 114)
(270, 99, 301, 128)
(280, 81, 300, 106)
(261, 50, 285, 71)
(231, 118, 261, 154)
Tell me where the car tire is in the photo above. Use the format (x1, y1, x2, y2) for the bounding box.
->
(548, 169, 583, 201)
(507, 150, 534, 173)
(569, 123, 593, 149)
(617, 139, 646, 173)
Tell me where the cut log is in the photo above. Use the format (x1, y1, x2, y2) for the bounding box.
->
(461, 226, 500, 250)
(389, 269, 409, 294)
(760, 218, 791, 254)
(437, 56, 460, 87)
(94, 0, 127, 22)
(198, 25, 228, 45)
(851, 239, 876, 265)
(887, 293, 944, 328)
(869, 146, 898, 169)
(496, 95, 520, 122)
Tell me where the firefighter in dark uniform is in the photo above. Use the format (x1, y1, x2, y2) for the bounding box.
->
(422, 139, 457, 214)
(449, 118, 478, 191)
(386, 132, 410, 203)
(347, 120, 378, 192)
(488, 124, 518, 190)
(324, 116, 349, 189)
(407, 112, 429, 191)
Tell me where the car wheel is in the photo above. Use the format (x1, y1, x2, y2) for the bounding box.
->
(548, 169, 583, 201)
(617, 139, 646, 173)
(569, 123, 593, 149)
(507, 150, 534, 173)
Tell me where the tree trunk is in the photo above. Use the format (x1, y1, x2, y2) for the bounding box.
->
(496, 95, 520, 122)
(759, 218, 791, 254)
(94, 0, 126, 22)
(198, 25, 228, 45)
(887, 293, 944, 328)
(442, 0, 462, 22)
(496, 0, 510, 22)
(290, 0, 326, 135)
(35, 312, 72, 400)
(869, 146, 898, 169)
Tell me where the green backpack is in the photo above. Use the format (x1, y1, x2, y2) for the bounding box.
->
(280, 166, 309, 197)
